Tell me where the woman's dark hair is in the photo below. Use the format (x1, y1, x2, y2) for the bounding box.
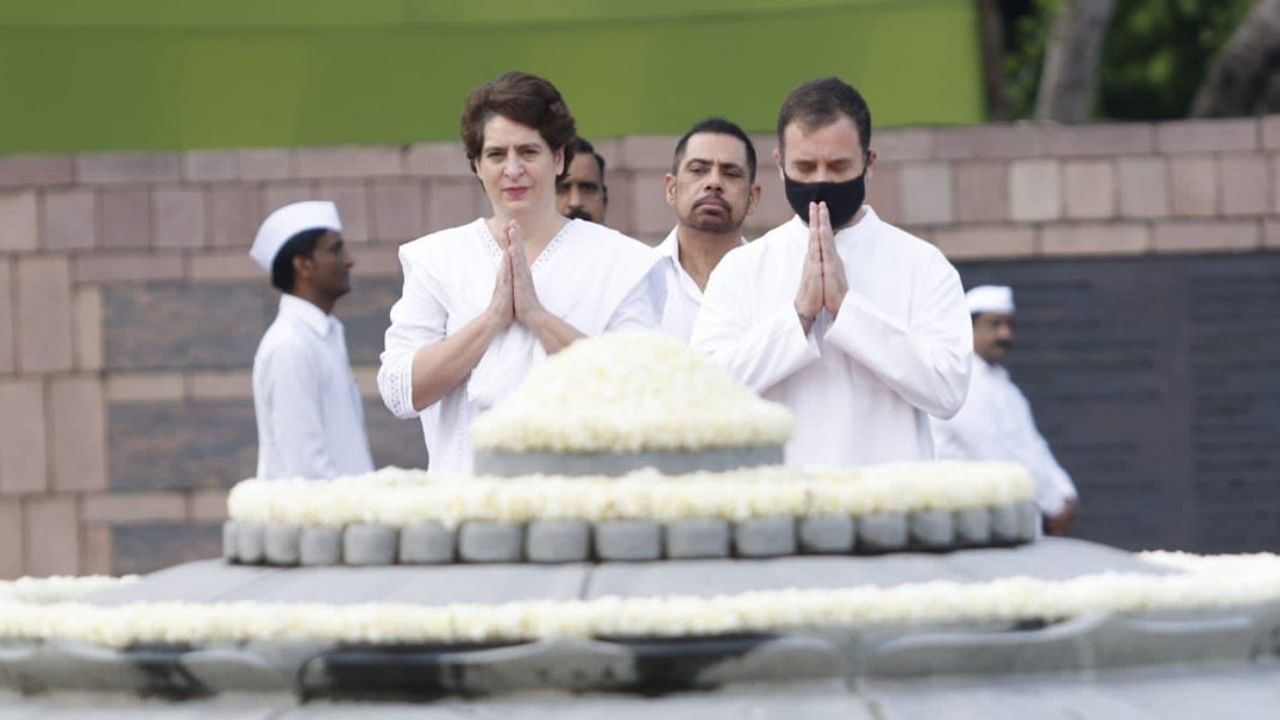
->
(270, 228, 326, 293)
(460, 71, 577, 180)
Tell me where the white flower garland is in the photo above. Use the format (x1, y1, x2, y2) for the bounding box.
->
(0, 553, 1277, 648)
(0, 575, 137, 605)
(226, 462, 1035, 527)
(471, 332, 795, 452)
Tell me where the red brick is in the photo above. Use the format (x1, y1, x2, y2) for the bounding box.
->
(77, 151, 181, 185)
(208, 186, 262, 249)
(182, 150, 238, 182)
(49, 377, 107, 492)
(0, 154, 74, 188)
(82, 492, 187, 524)
(82, 525, 113, 575)
(619, 136, 674, 171)
(189, 489, 229, 522)
(1063, 160, 1116, 220)
(0, 192, 38, 252)
(0, 259, 11, 373)
(296, 146, 403, 179)
(1157, 118, 1257, 154)
(935, 124, 1045, 160)
(24, 497, 80, 576)
(99, 189, 152, 248)
(0, 380, 46, 494)
(186, 250, 261, 282)
(239, 148, 295, 181)
(370, 180, 428, 242)
(74, 253, 184, 284)
(40, 189, 97, 250)
(317, 182, 371, 243)
(1008, 159, 1061, 221)
(1044, 123, 1154, 157)
(629, 170, 673, 235)
(262, 183, 317, 214)
(953, 162, 1007, 223)
(15, 256, 73, 372)
(873, 128, 934, 161)
(1040, 223, 1150, 256)
(1117, 157, 1168, 219)
(1168, 155, 1217, 217)
(73, 287, 102, 371)
(1264, 117, 1280, 150)
(186, 370, 252, 400)
(933, 226, 1035, 259)
(899, 162, 953, 224)
(1153, 220, 1259, 253)
(865, 163, 902, 225)
(153, 188, 207, 249)
(0, 500, 22, 578)
(426, 179, 484, 230)
(1219, 153, 1270, 216)
(406, 142, 473, 178)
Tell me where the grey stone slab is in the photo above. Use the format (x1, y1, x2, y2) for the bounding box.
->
(222, 521, 238, 560)
(112, 522, 225, 575)
(474, 446, 785, 477)
(526, 520, 591, 563)
(799, 515, 856, 554)
(665, 519, 730, 559)
(264, 524, 301, 566)
(459, 521, 524, 563)
(938, 538, 1175, 583)
(108, 400, 256, 491)
(85, 559, 280, 606)
(858, 512, 908, 552)
(300, 527, 343, 566)
(0, 691, 292, 719)
(990, 504, 1021, 543)
(342, 524, 398, 566)
(909, 510, 954, 550)
(733, 517, 797, 558)
(1016, 501, 1040, 542)
(235, 522, 265, 565)
(696, 636, 846, 686)
(103, 281, 270, 371)
(595, 520, 663, 561)
(953, 508, 992, 546)
(399, 522, 456, 564)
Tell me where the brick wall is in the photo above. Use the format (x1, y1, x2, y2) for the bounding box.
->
(1, 116, 1278, 577)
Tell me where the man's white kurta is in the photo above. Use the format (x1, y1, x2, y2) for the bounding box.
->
(378, 218, 664, 474)
(653, 227, 745, 343)
(253, 294, 375, 480)
(690, 207, 972, 467)
(932, 357, 1078, 517)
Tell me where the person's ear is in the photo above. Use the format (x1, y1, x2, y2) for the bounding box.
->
(663, 174, 677, 209)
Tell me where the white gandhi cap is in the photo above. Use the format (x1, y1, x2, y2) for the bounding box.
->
(249, 201, 343, 272)
(965, 285, 1015, 315)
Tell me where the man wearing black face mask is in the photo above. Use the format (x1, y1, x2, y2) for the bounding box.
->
(691, 77, 972, 468)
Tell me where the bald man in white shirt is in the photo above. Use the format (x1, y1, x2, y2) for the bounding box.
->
(249, 201, 375, 480)
(932, 285, 1080, 535)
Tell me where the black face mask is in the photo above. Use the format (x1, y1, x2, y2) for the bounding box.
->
(783, 169, 866, 229)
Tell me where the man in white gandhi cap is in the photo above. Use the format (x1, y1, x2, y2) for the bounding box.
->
(931, 285, 1080, 535)
(249, 201, 374, 480)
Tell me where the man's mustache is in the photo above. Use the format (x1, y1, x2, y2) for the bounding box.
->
(565, 207, 594, 222)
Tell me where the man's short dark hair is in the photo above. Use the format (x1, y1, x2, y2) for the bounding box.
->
(569, 137, 606, 181)
(672, 117, 758, 181)
(776, 77, 872, 157)
(270, 228, 326, 293)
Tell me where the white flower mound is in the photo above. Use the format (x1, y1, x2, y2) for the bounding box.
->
(471, 331, 794, 453)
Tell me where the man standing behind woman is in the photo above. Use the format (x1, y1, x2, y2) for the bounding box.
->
(378, 71, 664, 473)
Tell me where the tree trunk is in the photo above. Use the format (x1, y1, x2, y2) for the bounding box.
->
(977, 0, 1012, 121)
(1191, 0, 1280, 117)
(1034, 0, 1118, 123)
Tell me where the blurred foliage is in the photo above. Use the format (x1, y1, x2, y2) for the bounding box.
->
(1001, 0, 1256, 120)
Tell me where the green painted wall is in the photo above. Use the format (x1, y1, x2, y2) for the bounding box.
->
(0, 0, 983, 153)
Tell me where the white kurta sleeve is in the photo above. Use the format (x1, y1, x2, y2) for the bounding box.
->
(824, 251, 972, 419)
(691, 252, 821, 394)
(605, 266, 665, 331)
(378, 248, 448, 419)
(1009, 387, 1079, 517)
(264, 345, 339, 479)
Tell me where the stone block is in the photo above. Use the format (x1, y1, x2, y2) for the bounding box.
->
(317, 182, 370, 243)
(106, 372, 185, 402)
(399, 522, 456, 564)
(1156, 118, 1257, 153)
(296, 145, 403, 179)
(77, 151, 181, 184)
(1168, 155, 1217, 217)
(111, 522, 222, 575)
(182, 150, 238, 182)
(933, 226, 1035, 260)
(665, 518, 731, 559)
(953, 162, 1007, 223)
(190, 489, 230, 522)
(865, 164, 902, 224)
(990, 504, 1021, 543)
(300, 526, 343, 566)
(152, 188, 207, 249)
(909, 510, 955, 549)
(874, 128, 935, 161)
(25, 497, 80, 576)
(459, 521, 523, 563)
(1264, 116, 1280, 149)
(1117, 157, 1169, 219)
(370, 179, 427, 242)
(0, 191, 38, 251)
(1219, 153, 1270, 215)
(0, 259, 11, 373)
(406, 141, 472, 178)
(1153, 221, 1259, 253)
(49, 377, 107, 492)
(1039, 224, 1150, 256)
(953, 507, 992, 545)
(239, 148, 295, 180)
(187, 370, 252, 400)
(108, 399, 257, 490)
(1016, 501, 1040, 543)
(935, 124, 1045, 159)
(0, 380, 47, 494)
(619, 135, 674, 170)
(81, 491, 187, 524)
(103, 282, 271, 370)
(594, 520, 662, 561)
(15, 256, 73, 372)
(236, 522, 265, 564)
(186, 250, 261, 281)
(99, 189, 152, 248)
(1044, 122, 1154, 156)
(426, 178, 483, 230)
(74, 253, 185, 284)
(82, 525, 113, 576)
(628, 171, 671, 235)
(798, 515, 855, 554)
(264, 524, 301, 565)
(0, 500, 23, 579)
(208, 187, 262, 248)
(1008, 160, 1061, 222)
(262, 182, 316, 212)
(733, 516, 797, 558)
(1063, 160, 1115, 219)
(526, 520, 591, 563)
(73, 287, 103, 371)
(899, 162, 953, 224)
(857, 512, 908, 552)
(0, 154, 73, 187)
